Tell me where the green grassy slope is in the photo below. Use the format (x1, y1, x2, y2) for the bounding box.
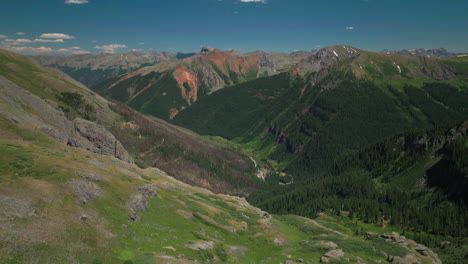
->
(0, 130, 442, 264)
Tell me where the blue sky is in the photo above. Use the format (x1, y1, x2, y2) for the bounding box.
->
(1, 0, 467, 54)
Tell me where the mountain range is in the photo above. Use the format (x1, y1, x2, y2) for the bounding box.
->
(1, 44, 467, 264)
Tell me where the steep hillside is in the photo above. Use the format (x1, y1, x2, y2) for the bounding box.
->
(0, 49, 260, 196)
(0, 49, 443, 264)
(32, 51, 177, 87)
(92, 47, 311, 119)
(0, 138, 442, 264)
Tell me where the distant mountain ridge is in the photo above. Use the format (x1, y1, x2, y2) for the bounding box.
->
(31, 51, 179, 87)
(92, 46, 312, 119)
(381, 47, 467, 58)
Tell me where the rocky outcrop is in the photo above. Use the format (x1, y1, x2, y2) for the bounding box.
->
(71, 118, 134, 163)
(419, 63, 456, 80)
(320, 249, 344, 263)
(366, 232, 442, 264)
(68, 179, 102, 204)
(295, 46, 359, 81)
(185, 241, 214, 251)
(126, 184, 158, 221)
(0, 73, 134, 165)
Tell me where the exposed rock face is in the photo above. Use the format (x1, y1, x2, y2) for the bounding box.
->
(420, 64, 455, 81)
(68, 179, 102, 204)
(185, 241, 214, 251)
(0, 73, 134, 165)
(72, 118, 134, 163)
(126, 184, 158, 220)
(320, 249, 344, 263)
(258, 55, 275, 75)
(295, 46, 359, 80)
(173, 67, 199, 105)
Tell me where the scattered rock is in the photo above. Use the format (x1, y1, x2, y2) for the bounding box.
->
(136, 184, 158, 198)
(320, 249, 344, 263)
(126, 184, 158, 212)
(365, 232, 379, 240)
(80, 214, 90, 221)
(273, 237, 288, 246)
(258, 211, 273, 226)
(185, 241, 214, 251)
(414, 244, 429, 256)
(227, 246, 248, 258)
(390, 254, 421, 264)
(162, 246, 176, 252)
(380, 232, 406, 244)
(436, 241, 450, 249)
(127, 194, 148, 212)
(128, 212, 141, 222)
(78, 171, 102, 182)
(176, 210, 193, 219)
(69, 179, 102, 203)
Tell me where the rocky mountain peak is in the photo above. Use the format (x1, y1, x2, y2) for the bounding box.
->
(200, 46, 217, 55)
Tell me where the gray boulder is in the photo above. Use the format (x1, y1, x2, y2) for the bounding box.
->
(320, 249, 344, 263)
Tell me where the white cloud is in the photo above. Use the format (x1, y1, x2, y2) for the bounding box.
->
(8, 46, 54, 54)
(0, 35, 7, 38)
(40, 33, 75, 39)
(130, 49, 141, 52)
(5, 38, 33, 44)
(34, 38, 65, 43)
(72, 50, 91, 55)
(15, 32, 26, 35)
(346, 27, 355, 30)
(5, 45, 90, 55)
(138, 42, 145, 45)
(65, 0, 89, 4)
(94, 44, 127, 53)
(92, 40, 98, 43)
(57, 47, 81, 52)
(240, 0, 267, 3)
(4, 38, 65, 45)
